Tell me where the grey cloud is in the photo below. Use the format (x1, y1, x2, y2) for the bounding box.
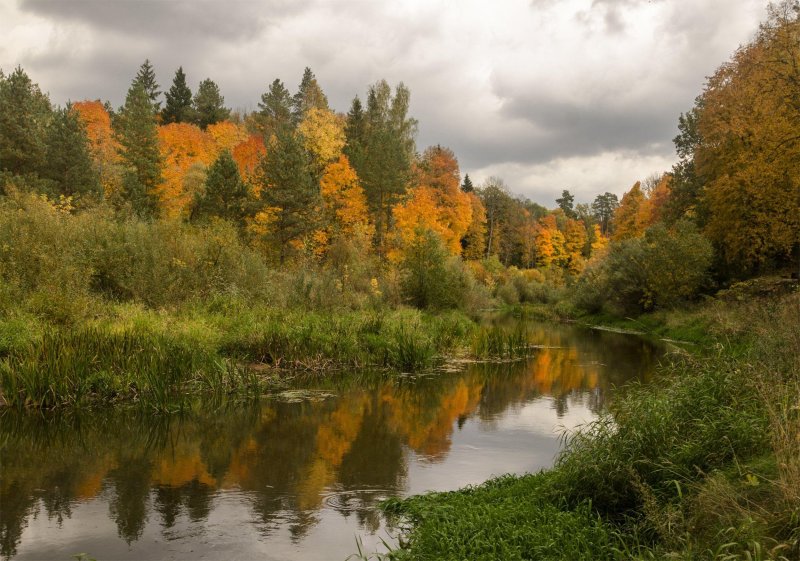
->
(19, 0, 303, 42)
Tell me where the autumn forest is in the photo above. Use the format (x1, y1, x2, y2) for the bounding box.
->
(1, 2, 799, 561)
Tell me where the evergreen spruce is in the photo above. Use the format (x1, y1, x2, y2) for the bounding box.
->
(292, 67, 328, 123)
(255, 128, 319, 264)
(193, 150, 248, 224)
(190, 78, 230, 130)
(114, 82, 162, 217)
(461, 173, 474, 193)
(161, 67, 193, 124)
(0, 66, 52, 177)
(133, 59, 161, 112)
(42, 104, 101, 198)
(257, 79, 293, 140)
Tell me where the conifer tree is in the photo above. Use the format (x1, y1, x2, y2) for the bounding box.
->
(42, 105, 101, 198)
(133, 59, 161, 112)
(0, 67, 52, 177)
(461, 173, 474, 193)
(190, 78, 230, 130)
(114, 81, 162, 217)
(193, 150, 248, 224)
(292, 67, 328, 123)
(556, 189, 576, 219)
(254, 128, 319, 264)
(162, 67, 193, 124)
(257, 79, 293, 140)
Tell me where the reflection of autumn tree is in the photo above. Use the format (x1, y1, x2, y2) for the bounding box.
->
(0, 328, 660, 556)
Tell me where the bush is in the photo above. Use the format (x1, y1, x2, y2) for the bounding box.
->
(399, 229, 484, 311)
(574, 220, 713, 315)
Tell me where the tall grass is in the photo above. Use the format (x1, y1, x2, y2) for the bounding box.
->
(0, 328, 235, 410)
(470, 324, 531, 359)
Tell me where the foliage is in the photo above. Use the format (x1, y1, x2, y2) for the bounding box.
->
(576, 220, 712, 315)
(253, 127, 320, 263)
(132, 59, 161, 112)
(399, 229, 480, 310)
(256, 78, 293, 140)
(41, 105, 102, 199)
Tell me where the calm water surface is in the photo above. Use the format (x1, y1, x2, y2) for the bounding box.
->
(0, 322, 662, 560)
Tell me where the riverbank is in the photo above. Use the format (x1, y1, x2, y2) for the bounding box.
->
(382, 288, 800, 560)
(0, 303, 485, 411)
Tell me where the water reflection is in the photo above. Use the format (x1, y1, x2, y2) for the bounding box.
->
(0, 323, 659, 560)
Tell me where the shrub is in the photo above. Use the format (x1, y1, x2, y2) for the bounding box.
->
(399, 229, 481, 311)
(574, 220, 713, 315)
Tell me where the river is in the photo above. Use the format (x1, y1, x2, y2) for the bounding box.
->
(0, 321, 662, 560)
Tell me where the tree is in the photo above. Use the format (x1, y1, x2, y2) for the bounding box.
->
(73, 100, 123, 197)
(162, 67, 193, 124)
(253, 128, 319, 264)
(114, 81, 163, 216)
(292, 67, 328, 123)
(297, 107, 345, 175)
(556, 189, 576, 219)
(0, 66, 52, 177)
(612, 182, 650, 241)
(393, 145, 472, 256)
(348, 80, 417, 253)
(190, 78, 230, 130)
(133, 59, 161, 112)
(461, 173, 474, 193)
(193, 150, 249, 225)
(693, 2, 800, 273)
(591, 192, 619, 235)
(534, 214, 566, 268)
(461, 192, 486, 260)
(318, 155, 373, 242)
(563, 218, 588, 273)
(157, 122, 214, 216)
(41, 105, 101, 198)
(478, 177, 512, 259)
(256, 79, 293, 140)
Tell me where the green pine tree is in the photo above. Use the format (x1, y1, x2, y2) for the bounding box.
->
(256, 79, 293, 140)
(461, 173, 474, 193)
(254, 128, 319, 264)
(42, 104, 101, 198)
(133, 59, 161, 112)
(556, 189, 576, 219)
(0, 66, 52, 177)
(193, 150, 248, 224)
(190, 78, 230, 130)
(292, 67, 328, 123)
(114, 81, 163, 217)
(161, 67, 193, 124)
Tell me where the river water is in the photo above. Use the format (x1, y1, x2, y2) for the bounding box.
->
(0, 322, 662, 560)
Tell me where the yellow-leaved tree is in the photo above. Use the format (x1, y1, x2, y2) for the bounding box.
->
(391, 146, 472, 257)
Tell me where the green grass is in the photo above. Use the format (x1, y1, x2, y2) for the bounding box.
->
(384, 473, 618, 561)
(0, 305, 480, 410)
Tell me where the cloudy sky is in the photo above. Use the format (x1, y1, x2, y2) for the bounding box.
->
(1, 0, 767, 205)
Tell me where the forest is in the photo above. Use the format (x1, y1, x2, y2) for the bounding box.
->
(0, 1, 798, 560)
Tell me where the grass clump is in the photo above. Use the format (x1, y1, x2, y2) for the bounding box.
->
(383, 473, 617, 561)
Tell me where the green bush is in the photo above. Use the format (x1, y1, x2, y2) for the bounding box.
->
(400, 229, 484, 311)
(574, 220, 713, 315)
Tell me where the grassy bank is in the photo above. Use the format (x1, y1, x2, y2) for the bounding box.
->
(382, 290, 800, 560)
(0, 304, 482, 410)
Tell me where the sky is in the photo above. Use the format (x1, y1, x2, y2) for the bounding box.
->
(0, 0, 767, 206)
